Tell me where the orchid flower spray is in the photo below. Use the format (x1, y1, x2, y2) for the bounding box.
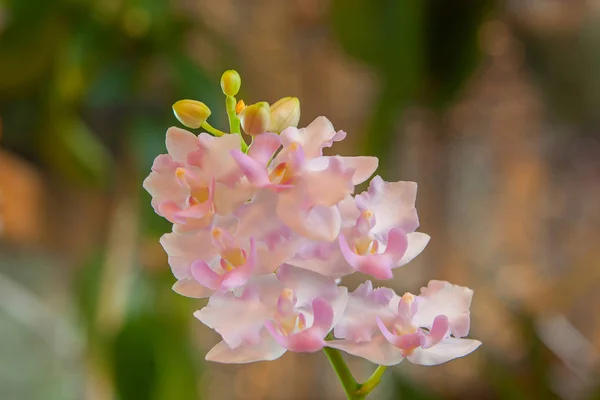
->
(143, 70, 481, 399)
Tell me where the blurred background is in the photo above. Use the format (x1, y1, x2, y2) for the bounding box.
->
(1, 0, 599, 399)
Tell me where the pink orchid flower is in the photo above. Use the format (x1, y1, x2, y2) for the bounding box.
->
(328, 280, 481, 366)
(162, 205, 301, 298)
(287, 183, 429, 279)
(143, 127, 251, 230)
(337, 176, 431, 279)
(230, 117, 378, 242)
(195, 265, 348, 363)
(146, 69, 482, 399)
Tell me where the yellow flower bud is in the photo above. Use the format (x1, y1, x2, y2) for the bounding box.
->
(172, 100, 211, 129)
(269, 96, 300, 133)
(235, 99, 246, 114)
(240, 102, 271, 136)
(220, 70, 241, 97)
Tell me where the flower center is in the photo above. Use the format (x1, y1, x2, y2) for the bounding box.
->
(190, 187, 210, 203)
(176, 167, 211, 204)
(274, 289, 306, 336)
(211, 228, 246, 271)
(353, 237, 379, 255)
(269, 162, 295, 185)
(220, 248, 247, 271)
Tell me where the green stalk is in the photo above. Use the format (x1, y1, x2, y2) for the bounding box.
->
(323, 347, 360, 399)
(200, 121, 228, 137)
(322, 335, 389, 399)
(356, 366, 388, 397)
(225, 95, 248, 151)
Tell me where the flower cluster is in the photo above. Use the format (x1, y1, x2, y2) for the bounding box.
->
(143, 70, 480, 369)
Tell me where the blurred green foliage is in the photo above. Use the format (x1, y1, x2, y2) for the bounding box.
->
(515, 21, 600, 131)
(0, 0, 222, 186)
(0, 0, 223, 398)
(331, 0, 493, 174)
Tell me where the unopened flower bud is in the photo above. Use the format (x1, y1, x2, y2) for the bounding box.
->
(269, 97, 300, 133)
(235, 99, 246, 114)
(220, 70, 241, 97)
(172, 100, 211, 129)
(240, 102, 271, 136)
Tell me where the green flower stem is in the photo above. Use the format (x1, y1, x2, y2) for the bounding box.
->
(225, 95, 248, 152)
(356, 365, 388, 397)
(200, 121, 228, 137)
(323, 336, 388, 399)
(322, 346, 360, 399)
(225, 95, 241, 133)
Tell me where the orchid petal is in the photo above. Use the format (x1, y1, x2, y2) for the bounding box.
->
(407, 338, 482, 366)
(172, 277, 214, 298)
(248, 133, 281, 165)
(339, 228, 408, 280)
(413, 280, 473, 337)
(166, 127, 199, 162)
(334, 282, 395, 342)
(332, 156, 379, 185)
(197, 133, 242, 183)
(397, 232, 430, 267)
(277, 191, 341, 242)
(213, 181, 255, 216)
(157, 201, 184, 224)
(160, 230, 219, 279)
(205, 334, 286, 364)
(327, 336, 405, 366)
(356, 176, 419, 235)
(220, 239, 256, 290)
(190, 260, 221, 290)
(305, 157, 355, 207)
(421, 315, 450, 349)
(230, 149, 272, 187)
(280, 116, 338, 160)
(376, 317, 401, 346)
(276, 265, 339, 306)
(195, 275, 281, 348)
(287, 242, 354, 278)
